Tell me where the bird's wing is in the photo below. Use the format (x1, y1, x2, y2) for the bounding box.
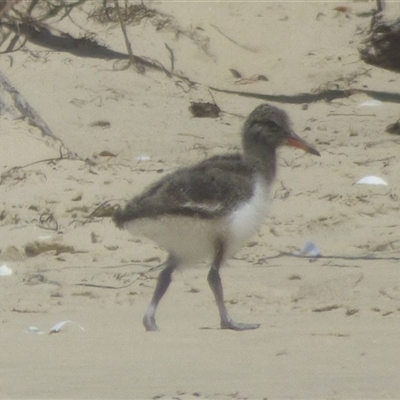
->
(120, 154, 256, 221)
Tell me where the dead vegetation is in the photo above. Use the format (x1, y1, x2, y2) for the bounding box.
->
(360, 18, 400, 72)
(0, 0, 211, 67)
(359, 0, 400, 72)
(0, 0, 87, 53)
(90, 2, 158, 25)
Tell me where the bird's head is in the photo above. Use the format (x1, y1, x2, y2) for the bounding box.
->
(242, 104, 320, 157)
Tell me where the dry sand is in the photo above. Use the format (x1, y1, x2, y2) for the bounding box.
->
(1, 1, 400, 399)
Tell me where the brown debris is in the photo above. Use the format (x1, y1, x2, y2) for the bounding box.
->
(385, 119, 400, 135)
(360, 12, 400, 72)
(189, 102, 221, 118)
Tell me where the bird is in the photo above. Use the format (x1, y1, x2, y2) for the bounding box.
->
(113, 103, 320, 331)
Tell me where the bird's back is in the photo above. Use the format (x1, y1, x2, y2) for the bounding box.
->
(113, 153, 258, 225)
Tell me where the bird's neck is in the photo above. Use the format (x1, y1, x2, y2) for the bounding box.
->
(242, 144, 277, 184)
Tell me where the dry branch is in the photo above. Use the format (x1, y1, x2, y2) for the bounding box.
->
(112, 0, 144, 73)
(0, 69, 76, 158)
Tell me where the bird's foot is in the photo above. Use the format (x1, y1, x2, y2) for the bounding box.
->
(143, 314, 159, 332)
(221, 319, 260, 331)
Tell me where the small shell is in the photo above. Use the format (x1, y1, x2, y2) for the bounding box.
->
(293, 241, 321, 257)
(0, 264, 12, 276)
(358, 100, 382, 107)
(135, 155, 151, 162)
(27, 326, 44, 334)
(356, 176, 388, 185)
(49, 320, 85, 334)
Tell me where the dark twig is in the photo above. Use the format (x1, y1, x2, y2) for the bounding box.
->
(164, 42, 174, 72)
(74, 281, 137, 289)
(264, 252, 400, 262)
(74, 263, 164, 289)
(0, 69, 77, 157)
(0, 0, 20, 18)
(87, 199, 118, 219)
(210, 86, 400, 105)
(210, 23, 257, 52)
(38, 212, 58, 231)
(328, 113, 376, 117)
(113, 0, 144, 73)
(0, 154, 83, 183)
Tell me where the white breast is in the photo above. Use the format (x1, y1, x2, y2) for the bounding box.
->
(225, 177, 271, 257)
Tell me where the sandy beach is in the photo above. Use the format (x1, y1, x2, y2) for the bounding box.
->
(1, 1, 400, 398)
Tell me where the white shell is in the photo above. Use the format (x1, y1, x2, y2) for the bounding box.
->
(135, 155, 151, 162)
(38, 235, 53, 240)
(49, 320, 85, 334)
(293, 241, 321, 257)
(0, 264, 12, 276)
(358, 100, 382, 107)
(27, 326, 44, 334)
(356, 176, 388, 186)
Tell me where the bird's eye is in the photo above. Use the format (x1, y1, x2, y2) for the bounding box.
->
(265, 120, 279, 131)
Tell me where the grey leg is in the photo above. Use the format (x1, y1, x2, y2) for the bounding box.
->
(143, 254, 178, 331)
(207, 241, 260, 331)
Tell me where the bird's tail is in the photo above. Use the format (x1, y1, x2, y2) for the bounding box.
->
(112, 205, 125, 229)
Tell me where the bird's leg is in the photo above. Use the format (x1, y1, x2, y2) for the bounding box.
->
(143, 254, 178, 331)
(207, 240, 260, 331)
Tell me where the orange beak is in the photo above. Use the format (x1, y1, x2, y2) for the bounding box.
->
(286, 132, 320, 156)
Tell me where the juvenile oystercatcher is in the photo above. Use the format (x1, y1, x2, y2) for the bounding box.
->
(113, 104, 320, 331)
